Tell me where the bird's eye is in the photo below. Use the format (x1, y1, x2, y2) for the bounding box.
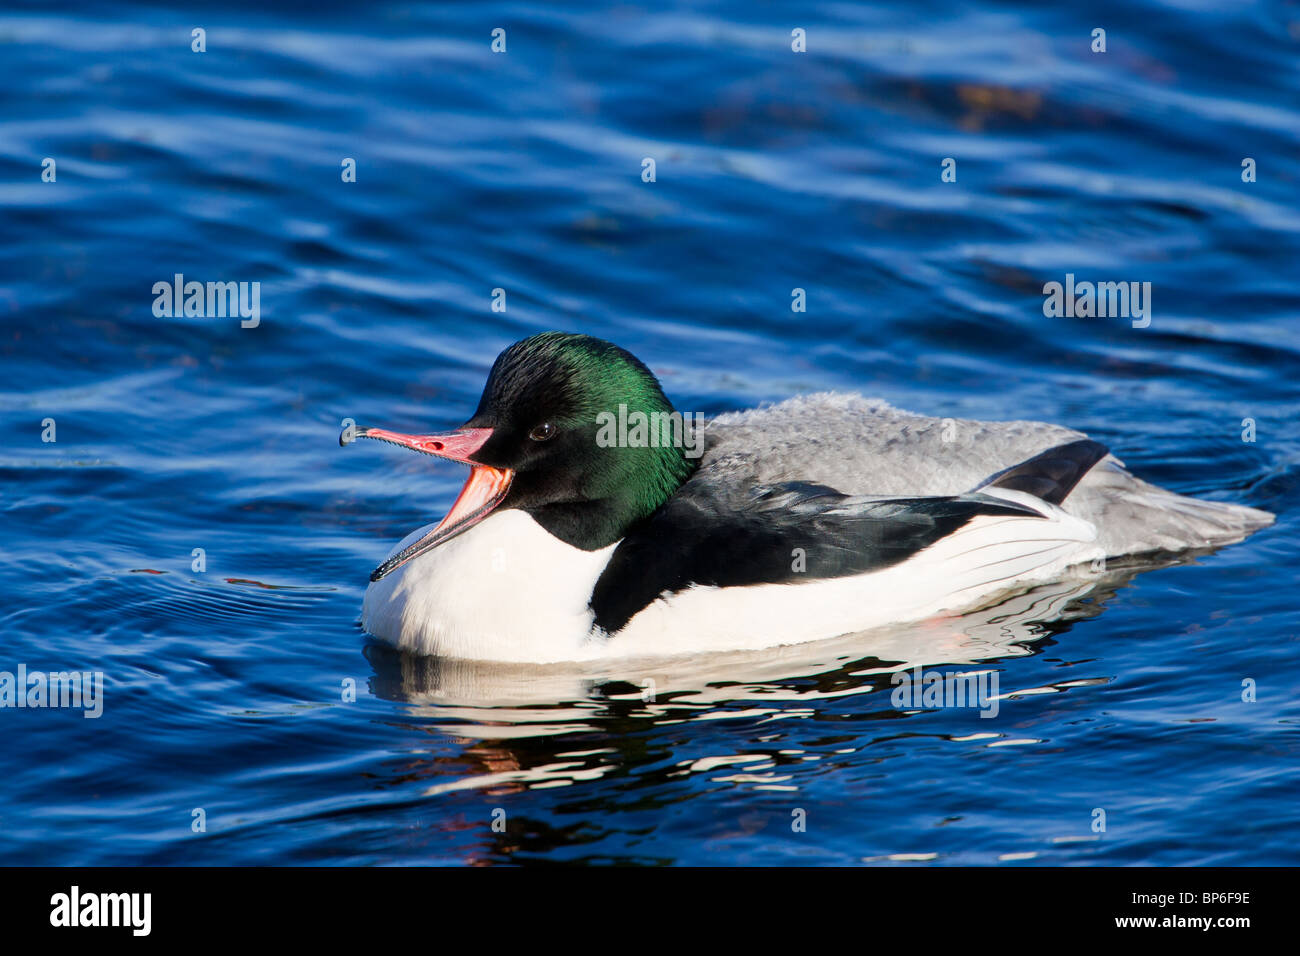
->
(529, 422, 556, 441)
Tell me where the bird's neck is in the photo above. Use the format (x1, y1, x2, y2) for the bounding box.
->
(527, 443, 698, 550)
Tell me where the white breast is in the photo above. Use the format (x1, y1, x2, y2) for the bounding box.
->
(362, 494, 1104, 664)
(362, 510, 617, 662)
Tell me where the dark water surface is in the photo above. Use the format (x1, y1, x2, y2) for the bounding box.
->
(2, 1, 1298, 864)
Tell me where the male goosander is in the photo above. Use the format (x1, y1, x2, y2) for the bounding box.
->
(346, 332, 1273, 663)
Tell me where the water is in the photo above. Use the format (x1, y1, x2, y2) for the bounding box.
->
(2, 0, 1297, 865)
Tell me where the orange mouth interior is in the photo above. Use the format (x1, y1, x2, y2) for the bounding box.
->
(435, 464, 514, 535)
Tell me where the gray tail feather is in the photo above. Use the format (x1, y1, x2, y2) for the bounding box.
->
(1057, 455, 1273, 554)
(1083, 463, 1275, 553)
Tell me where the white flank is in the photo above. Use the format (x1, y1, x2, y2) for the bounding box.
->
(363, 494, 1104, 664)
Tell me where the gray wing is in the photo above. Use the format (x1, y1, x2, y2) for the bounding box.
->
(698, 393, 1273, 554)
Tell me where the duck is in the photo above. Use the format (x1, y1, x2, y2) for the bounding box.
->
(344, 331, 1273, 663)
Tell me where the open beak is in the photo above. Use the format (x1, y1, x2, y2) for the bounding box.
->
(344, 426, 513, 581)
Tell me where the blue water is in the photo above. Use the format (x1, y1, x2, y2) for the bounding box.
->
(2, 1, 1298, 865)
